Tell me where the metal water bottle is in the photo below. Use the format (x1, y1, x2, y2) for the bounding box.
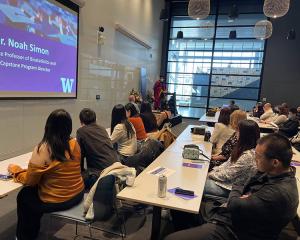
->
(158, 174, 167, 198)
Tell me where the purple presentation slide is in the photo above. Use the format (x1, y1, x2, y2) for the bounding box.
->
(0, 0, 78, 98)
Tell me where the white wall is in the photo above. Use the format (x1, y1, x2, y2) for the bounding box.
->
(0, 0, 164, 160)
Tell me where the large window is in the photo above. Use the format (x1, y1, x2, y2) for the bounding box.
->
(166, 13, 266, 118)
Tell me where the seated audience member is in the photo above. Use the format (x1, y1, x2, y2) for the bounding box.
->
(281, 102, 289, 109)
(76, 108, 118, 185)
(297, 106, 300, 120)
(128, 94, 140, 113)
(111, 104, 137, 161)
(210, 110, 247, 167)
(205, 120, 260, 198)
(125, 103, 147, 140)
(229, 100, 239, 113)
(278, 108, 299, 138)
(8, 109, 84, 240)
(168, 93, 178, 115)
(210, 107, 234, 155)
(165, 133, 299, 240)
(268, 105, 289, 125)
(259, 103, 274, 121)
(140, 101, 158, 133)
(252, 102, 264, 118)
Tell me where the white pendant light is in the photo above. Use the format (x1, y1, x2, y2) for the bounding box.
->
(254, 20, 273, 40)
(188, 0, 210, 20)
(263, 0, 290, 19)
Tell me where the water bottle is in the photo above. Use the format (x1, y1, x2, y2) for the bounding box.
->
(158, 174, 167, 198)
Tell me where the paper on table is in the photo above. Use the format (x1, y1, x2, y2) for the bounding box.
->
(168, 188, 198, 200)
(147, 166, 175, 177)
(291, 161, 300, 167)
(182, 162, 202, 169)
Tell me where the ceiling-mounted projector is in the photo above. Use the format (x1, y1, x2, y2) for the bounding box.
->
(70, 0, 86, 7)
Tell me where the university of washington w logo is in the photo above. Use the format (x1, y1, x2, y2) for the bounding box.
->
(60, 78, 74, 93)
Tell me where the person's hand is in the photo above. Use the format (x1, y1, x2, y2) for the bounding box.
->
(240, 194, 250, 199)
(7, 164, 19, 174)
(211, 155, 222, 161)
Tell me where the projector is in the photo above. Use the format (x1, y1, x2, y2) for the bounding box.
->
(70, 0, 86, 7)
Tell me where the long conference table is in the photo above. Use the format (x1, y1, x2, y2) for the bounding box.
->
(117, 125, 213, 240)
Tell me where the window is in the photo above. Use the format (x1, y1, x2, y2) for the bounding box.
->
(166, 13, 266, 118)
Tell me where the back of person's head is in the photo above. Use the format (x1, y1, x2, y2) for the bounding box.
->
(39, 109, 72, 162)
(140, 101, 152, 114)
(231, 120, 260, 163)
(278, 106, 289, 116)
(111, 104, 134, 138)
(230, 109, 247, 130)
(289, 107, 297, 115)
(79, 108, 96, 125)
(281, 102, 289, 108)
(264, 103, 272, 111)
(230, 100, 235, 105)
(257, 133, 292, 169)
(128, 95, 135, 103)
(125, 103, 138, 117)
(218, 107, 231, 126)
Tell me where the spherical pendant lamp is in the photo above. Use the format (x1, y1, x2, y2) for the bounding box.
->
(188, 0, 210, 20)
(254, 20, 273, 40)
(263, 0, 290, 18)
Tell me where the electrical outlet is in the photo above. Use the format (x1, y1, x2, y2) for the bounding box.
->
(96, 95, 101, 100)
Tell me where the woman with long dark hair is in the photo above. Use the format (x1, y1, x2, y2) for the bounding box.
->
(125, 102, 147, 140)
(140, 101, 158, 133)
(111, 104, 137, 159)
(204, 119, 260, 199)
(8, 109, 84, 240)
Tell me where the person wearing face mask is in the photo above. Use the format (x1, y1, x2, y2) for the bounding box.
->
(277, 108, 299, 138)
(153, 75, 167, 110)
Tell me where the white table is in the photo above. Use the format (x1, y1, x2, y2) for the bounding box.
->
(117, 125, 213, 240)
(247, 115, 278, 131)
(199, 111, 220, 124)
(0, 152, 31, 198)
(199, 112, 278, 132)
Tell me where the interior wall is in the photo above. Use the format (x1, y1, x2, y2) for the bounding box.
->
(261, 0, 300, 107)
(0, 0, 164, 160)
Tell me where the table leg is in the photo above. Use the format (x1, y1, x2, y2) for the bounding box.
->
(151, 206, 162, 240)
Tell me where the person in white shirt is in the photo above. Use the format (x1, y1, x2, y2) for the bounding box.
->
(110, 104, 137, 161)
(259, 103, 275, 121)
(210, 107, 234, 155)
(265, 105, 288, 125)
(204, 120, 260, 199)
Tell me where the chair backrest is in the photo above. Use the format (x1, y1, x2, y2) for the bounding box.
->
(93, 175, 116, 221)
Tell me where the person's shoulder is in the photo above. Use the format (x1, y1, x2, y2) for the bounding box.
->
(30, 143, 51, 166)
(215, 122, 226, 129)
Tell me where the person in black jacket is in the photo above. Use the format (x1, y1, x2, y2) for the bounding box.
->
(76, 108, 118, 188)
(165, 133, 298, 240)
(278, 107, 299, 138)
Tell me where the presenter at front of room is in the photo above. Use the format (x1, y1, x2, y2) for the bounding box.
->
(153, 75, 167, 110)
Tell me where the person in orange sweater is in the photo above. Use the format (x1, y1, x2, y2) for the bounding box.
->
(8, 109, 84, 240)
(125, 103, 147, 141)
